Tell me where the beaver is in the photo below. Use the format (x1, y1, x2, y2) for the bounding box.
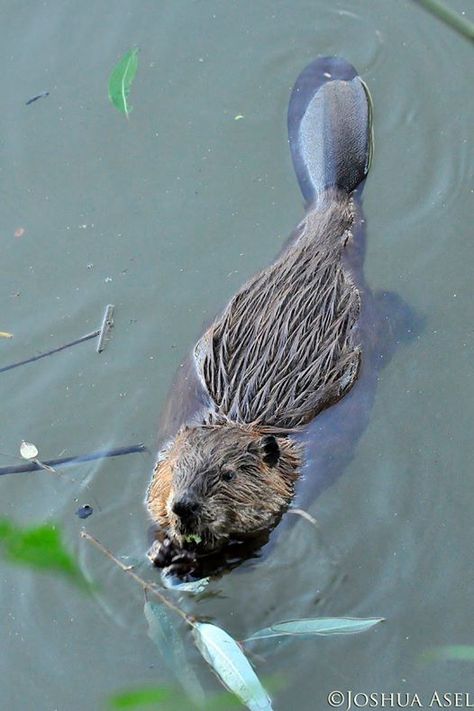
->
(146, 56, 373, 575)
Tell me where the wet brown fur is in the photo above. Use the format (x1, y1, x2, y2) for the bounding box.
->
(146, 190, 362, 553)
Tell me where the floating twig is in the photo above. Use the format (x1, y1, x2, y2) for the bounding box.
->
(0, 329, 100, 374)
(19, 440, 57, 474)
(96, 304, 115, 353)
(0, 443, 147, 476)
(25, 91, 50, 106)
(33, 459, 57, 474)
(414, 0, 474, 41)
(81, 531, 191, 623)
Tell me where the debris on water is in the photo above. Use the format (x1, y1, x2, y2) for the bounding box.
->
(0, 331, 13, 339)
(25, 91, 49, 106)
(234, 114, 244, 120)
(14, 227, 25, 238)
(19, 440, 56, 473)
(76, 505, 93, 519)
(0, 329, 100, 374)
(96, 304, 115, 353)
(0, 443, 146, 477)
(20, 441, 39, 460)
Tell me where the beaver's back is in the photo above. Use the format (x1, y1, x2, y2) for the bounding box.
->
(194, 191, 361, 429)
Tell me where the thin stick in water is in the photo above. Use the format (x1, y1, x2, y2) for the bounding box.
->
(81, 531, 192, 624)
(96, 304, 115, 353)
(0, 443, 147, 476)
(414, 0, 474, 41)
(0, 330, 100, 374)
(25, 91, 50, 105)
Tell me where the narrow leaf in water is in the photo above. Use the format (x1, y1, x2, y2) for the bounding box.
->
(415, 0, 474, 42)
(108, 48, 139, 117)
(193, 622, 273, 711)
(422, 645, 474, 663)
(144, 600, 205, 705)
(0, 331, 13, 338)
(108, 685, 175, 709)
(108, 684, 251, 710)
(245, 617, 384, 642)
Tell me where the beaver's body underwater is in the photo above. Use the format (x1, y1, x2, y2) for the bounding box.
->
(146, 57, 385, 575)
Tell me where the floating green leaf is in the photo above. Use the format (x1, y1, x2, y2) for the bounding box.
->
(193, 622, 272, 711)
(108, 48, 139, 117)
(108, 684, 248, 710)
(422, 645, 474, 663)
(244, 617, 384, 642)
(108, 685, 175, 709)
(0, 518, 88, 589)
(144, 600, 205, 705)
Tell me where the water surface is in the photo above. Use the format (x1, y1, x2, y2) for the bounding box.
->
(1, 1, 473, 709)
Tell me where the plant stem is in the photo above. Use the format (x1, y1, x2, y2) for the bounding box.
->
(0, 443, 147, 476)
(0, 329, 100, 374)
(80, 531, 193, 625)
(414, 0, 474, 41)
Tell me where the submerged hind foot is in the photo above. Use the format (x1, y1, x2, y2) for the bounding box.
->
(371, 290, 425, 366)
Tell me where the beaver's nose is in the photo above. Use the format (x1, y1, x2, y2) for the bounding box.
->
(172, 495, 200, 523)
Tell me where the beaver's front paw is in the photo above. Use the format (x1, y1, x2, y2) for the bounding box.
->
(147, 536, 179, 567)
(147, 536, 197, 574)
(163, 550, 199, 581)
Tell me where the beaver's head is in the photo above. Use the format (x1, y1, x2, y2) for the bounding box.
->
(146, 423, 300, 552)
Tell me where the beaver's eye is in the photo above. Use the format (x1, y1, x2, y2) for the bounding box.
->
(222, 470, 236, 482)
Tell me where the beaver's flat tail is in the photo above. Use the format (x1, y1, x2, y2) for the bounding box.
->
(288, 57, 372, 204)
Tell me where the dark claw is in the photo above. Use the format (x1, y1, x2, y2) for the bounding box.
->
(164, 560, 197, 581)
(147, 537, 178, 567)
(147, 536, 197, 571)
(169, 551, 196, 565)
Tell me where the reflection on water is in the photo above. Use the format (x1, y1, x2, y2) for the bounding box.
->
(1, 1, 473, 709)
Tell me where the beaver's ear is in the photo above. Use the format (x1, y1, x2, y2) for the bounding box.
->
(260, 435, 280, 467)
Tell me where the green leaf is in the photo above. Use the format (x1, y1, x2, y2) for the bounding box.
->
(108, 686, 175, 709)
(0, 520, 14, 539)
(108, 685, 247, 710)
(422, 645, 474, 663)
(193, 622, 273, 711)
(244, 617, 384, 642)
(144, 600, 205, 705)
(108, 48, 139, 117)
(0, 519, 89, 589)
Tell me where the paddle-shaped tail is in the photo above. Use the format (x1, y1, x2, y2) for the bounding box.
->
(288, 56, 372, 204)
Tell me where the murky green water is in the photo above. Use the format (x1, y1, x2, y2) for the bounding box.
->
(1, 1, 473, 709)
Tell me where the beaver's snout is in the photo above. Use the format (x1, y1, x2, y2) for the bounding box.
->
(172, 494, 200, 528)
